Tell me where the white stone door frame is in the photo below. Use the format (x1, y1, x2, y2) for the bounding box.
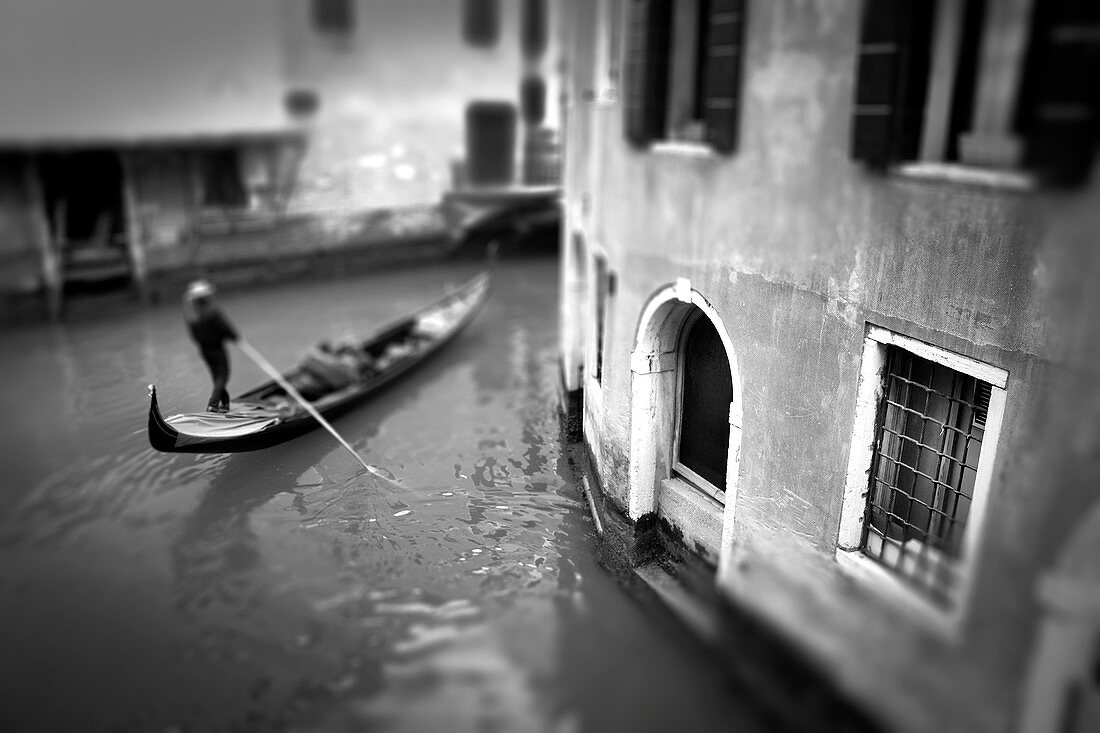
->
(628, 278, 743, 572)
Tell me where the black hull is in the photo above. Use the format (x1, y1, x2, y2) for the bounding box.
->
(148, 271, 491, 454)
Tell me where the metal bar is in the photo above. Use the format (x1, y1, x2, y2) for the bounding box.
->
(580, 474, 604, 536)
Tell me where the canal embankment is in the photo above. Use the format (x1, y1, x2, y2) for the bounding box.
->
(144, 204, 455, 300)
(1, 192, 560, 324)
(0, 203, 451, 323)
(0, 255, 779, 733)
(560, 431, 885, 732)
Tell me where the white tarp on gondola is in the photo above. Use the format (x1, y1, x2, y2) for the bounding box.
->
(166, 405, 282, 440)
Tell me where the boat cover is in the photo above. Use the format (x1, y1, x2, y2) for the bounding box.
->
(166, 404, 283, 442)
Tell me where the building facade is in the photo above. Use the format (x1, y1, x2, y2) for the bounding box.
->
(0, 0, 301, 316)
(0, 0, 558, 318)
(281, 0, 560, 213)
(558, 1, 1100, 731)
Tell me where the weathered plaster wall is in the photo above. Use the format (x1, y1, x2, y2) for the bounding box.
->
(280, 0, 543, 213)
(558, 0, 602, 394)
(563, 0, 1100, 731)
(0, 0, 289, 142)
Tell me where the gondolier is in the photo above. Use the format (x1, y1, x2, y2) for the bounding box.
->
(149, 270, 492, 454)
(183, 279, 239, 413)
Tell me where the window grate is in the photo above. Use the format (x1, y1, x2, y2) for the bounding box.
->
(861, 346, 990, 608)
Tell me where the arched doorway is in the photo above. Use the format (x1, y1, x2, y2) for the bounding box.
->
(674, 310, 733, 497)
(628, 280, 742, 567)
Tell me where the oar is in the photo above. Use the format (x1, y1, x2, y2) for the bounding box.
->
(236, 339, 400, 487)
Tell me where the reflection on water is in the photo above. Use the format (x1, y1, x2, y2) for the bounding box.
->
(0, 257, 769, 732)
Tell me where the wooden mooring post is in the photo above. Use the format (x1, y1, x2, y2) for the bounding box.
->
(24, 158, 62, 321)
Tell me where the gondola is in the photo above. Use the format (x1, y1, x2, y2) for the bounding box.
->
(148, 270, 491, 454)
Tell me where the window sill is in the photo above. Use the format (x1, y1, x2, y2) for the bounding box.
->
(889, 161, 1036, 192)
(649, 141, 718, 159)
(834, 548, 963, 641)
(581, 88, 619, 109)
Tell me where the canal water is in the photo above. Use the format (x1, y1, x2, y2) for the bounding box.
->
(0, 256, 770, 732)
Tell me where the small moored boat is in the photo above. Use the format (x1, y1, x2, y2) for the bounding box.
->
(148, 271, 491, 454)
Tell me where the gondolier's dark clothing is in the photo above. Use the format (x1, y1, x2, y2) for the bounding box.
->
(187, 310, 238, 411)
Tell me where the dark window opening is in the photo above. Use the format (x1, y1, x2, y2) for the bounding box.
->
(624, 0, 672, 146)
(312, 0, 354, 34)
(520, 74, 547, 127)
(862, 346, 990, 608)
(199, 148, 248, 209)
(852, 0, 1100, 184)
(623, 0, 745, 154)
(1014, 0, 1100, 185)
(698, 0, 745, 152)
(676, 312, 732, 491)
(594, 256, 609, 382)
(38, 150, 125, 247)
(465, 101, 517, 186)
(520, 0, 549, 60)
(850, 0, 936, 165)
(463, 0, 500, 48)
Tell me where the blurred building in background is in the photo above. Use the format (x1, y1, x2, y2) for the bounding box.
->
(0, 0, 560, 319)
(558, 1, 1100, 732)
(283, 0, 561, 212)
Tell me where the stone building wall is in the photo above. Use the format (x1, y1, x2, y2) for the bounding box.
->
(559, 1, 1100, 731)
(280, 0, 544, 213)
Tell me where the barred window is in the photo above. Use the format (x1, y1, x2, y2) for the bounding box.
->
(837, 327, 1008, 625)
(863, 346, 991, 607)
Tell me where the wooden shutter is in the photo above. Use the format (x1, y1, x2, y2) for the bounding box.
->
(1018, 1, 1100, 185)
(700, 0, 746, 154)
(200, 149, 247, 208)
(850, 0, 933, 166)
(521, 0, 549, 61)
(623, 0, 672, 148)
(463, 0, 500, 48)
(520, 74, 547, 127)
(466, 102, 517, 186)
(312, 0, 354, 34)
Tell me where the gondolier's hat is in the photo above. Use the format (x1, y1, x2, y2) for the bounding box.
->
(185, 279, 215, 301)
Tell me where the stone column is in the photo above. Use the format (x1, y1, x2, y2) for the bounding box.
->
(958, 0, 1035, 168)
(628, 348, 676, 520)
(24, 158, 61, 320)
(119, 153, 149, 304)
